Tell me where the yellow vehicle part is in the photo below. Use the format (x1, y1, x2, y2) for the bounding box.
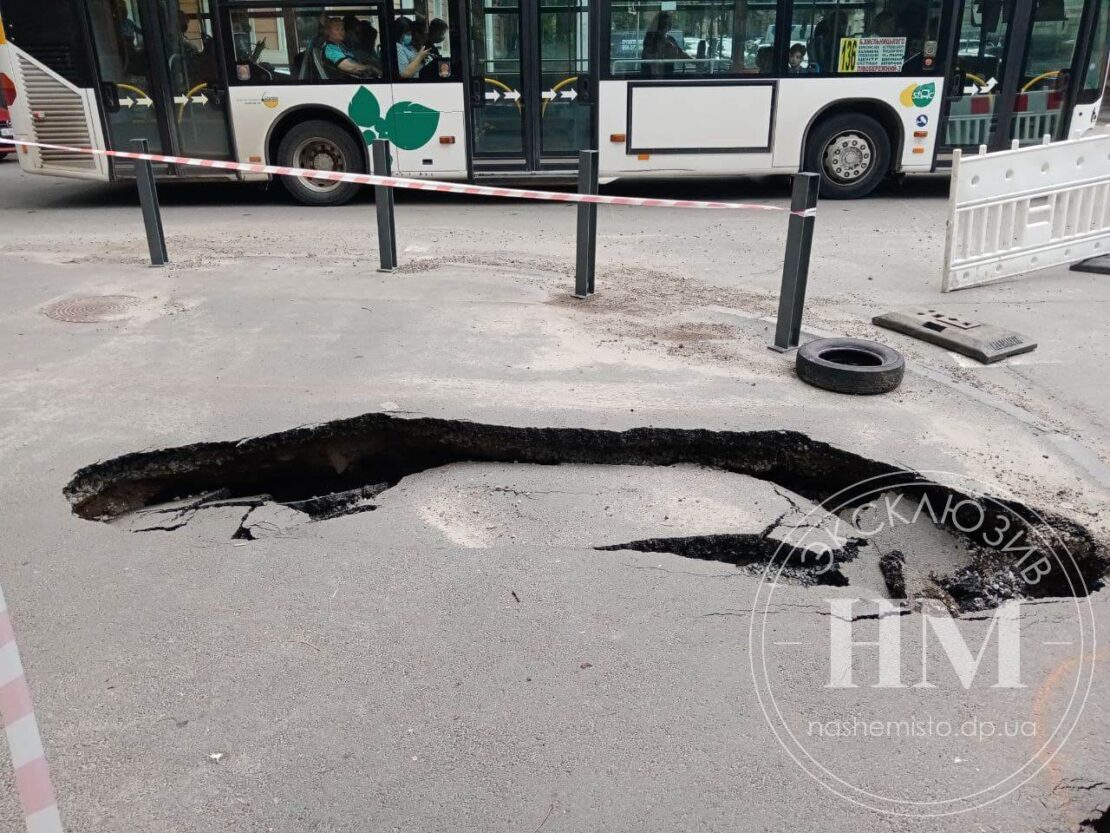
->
(176, 82, 208, 122)
(484, 76, 521, 112)
(1022, 70, 1061, 92)
(541, 76, 579, 117)
(116, 83, 151, 101)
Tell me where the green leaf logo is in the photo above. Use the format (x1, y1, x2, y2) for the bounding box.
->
(911, 82, 936, 108)
(347, 87, 440, 151)
(385, 100, 440, 150)
(348, 87, 382, 127)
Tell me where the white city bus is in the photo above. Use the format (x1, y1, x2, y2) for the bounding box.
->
(1, 0, 1109, 203)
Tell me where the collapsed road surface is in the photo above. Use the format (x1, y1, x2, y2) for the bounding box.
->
(65, 413, 1109, 612)
(52, 412, 1110, 828)
(4, 164, 1110, 832)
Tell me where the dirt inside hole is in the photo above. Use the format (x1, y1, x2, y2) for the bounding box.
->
(64, 412, 1109, 612)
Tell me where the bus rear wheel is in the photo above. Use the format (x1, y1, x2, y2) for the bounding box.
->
(277, 120, 364, 207)
(805, 113, 891, 199)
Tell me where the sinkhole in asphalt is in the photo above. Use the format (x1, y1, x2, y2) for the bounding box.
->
(1083, 804, 1110, 832)
(63, 413, 1108, 612)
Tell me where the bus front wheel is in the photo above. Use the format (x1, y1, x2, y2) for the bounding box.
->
(277, 120, 364, 207)
(804, 114, 891, 199)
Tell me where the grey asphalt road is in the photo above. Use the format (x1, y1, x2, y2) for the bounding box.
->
(0, 159, 1108, 833)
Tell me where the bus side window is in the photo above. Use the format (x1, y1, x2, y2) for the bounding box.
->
(607, 0, 777, 78)
(227, 5, 389, 84)
(391, 3, 460, 81)
(788, 0, 944, 76)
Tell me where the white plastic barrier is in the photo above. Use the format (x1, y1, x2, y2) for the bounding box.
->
(942, 132, 1110, 291)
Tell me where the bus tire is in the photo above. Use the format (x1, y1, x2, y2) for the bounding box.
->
(276, 119, 364, 207)
(804, 113, 891, 199)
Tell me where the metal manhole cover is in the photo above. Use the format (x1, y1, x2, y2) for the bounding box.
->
(43, 296, 142, 324)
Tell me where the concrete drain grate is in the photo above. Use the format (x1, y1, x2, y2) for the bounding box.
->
(43, 295, 142, 324)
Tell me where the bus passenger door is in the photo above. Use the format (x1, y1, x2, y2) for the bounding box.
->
(87, 0, 233, 171)
(941, 0, 1107, 154)
(536, 0, 592, 168)
(940, 0, 1019, 151)
(466, 0, 594, 172)
(467, 0, 528, 170)
(996, 0, 1107, 145)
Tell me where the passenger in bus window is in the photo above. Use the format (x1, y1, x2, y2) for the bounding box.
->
(322, 18, 381, 78)
(896, 7, 928, 72)
(870, 11, 896, 37)
(810, 17, 834, 72)
(351, 20, 383, 74)
(641, 12, 690, 78)
(113, 0, 149, 75)
(757, 46, 773, 73)
(176, 11, 218, 84)
(116, 0, 141, 50)
(342, 14, 361, 46)
(429, 20, 450, 59)
(788, 43, 812, 73)
(418, 18, 450, 80)
(396, 17, 432, 79)
(412, 18, 429, 51)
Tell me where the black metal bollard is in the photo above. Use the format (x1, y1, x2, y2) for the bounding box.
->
(574, 149, 599, 298)
(132, 139, 167, 267)
(372, 139, 398, 273)
(770, 173, 820, 352)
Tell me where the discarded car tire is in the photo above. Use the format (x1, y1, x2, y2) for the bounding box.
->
(795, 337, 904, 395)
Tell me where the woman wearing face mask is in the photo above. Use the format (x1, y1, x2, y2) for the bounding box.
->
(395, 17, 431, 79)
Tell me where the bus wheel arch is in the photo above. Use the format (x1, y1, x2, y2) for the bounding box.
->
(267, 107, 369, 206)
(801, 101, 902, 199)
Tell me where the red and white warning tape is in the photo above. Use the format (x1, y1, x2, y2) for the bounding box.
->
(0, 138, 816, 216)
(0, 584, 64, 833)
